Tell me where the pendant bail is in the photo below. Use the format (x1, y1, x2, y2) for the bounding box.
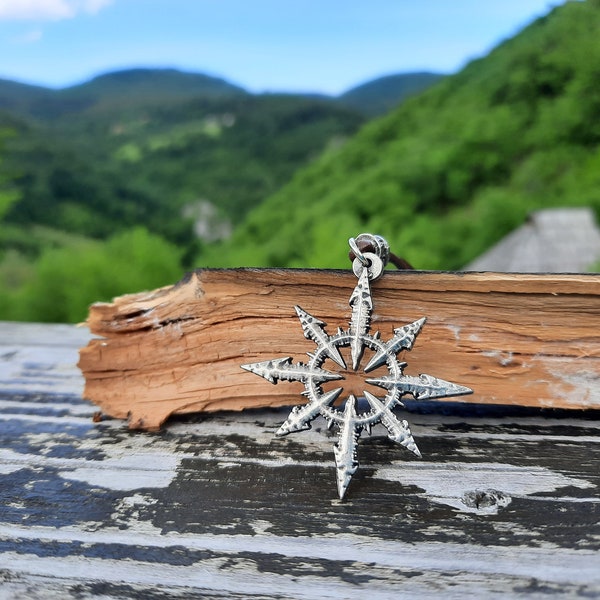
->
(349, 233, 390, 281)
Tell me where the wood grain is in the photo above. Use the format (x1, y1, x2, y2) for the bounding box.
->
(78, 269, 600, 430)
(2, 322, 600, 598)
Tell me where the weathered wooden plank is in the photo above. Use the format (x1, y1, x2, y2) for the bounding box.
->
(2, 399, 600, 597)
(0, 320, 90, 396)
(2, 322, 600, 598)
(79, 269, 600, 430)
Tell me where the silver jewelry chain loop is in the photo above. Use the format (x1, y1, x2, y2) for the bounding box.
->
(349, 233, 390, 280)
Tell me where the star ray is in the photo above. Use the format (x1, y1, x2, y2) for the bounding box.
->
(349, 268, 373, 370)
(276, 387, 343, 436)
(366, 373, 473, 401)
(364, 317, 427, 372)
(363, 391, 421, 456)
(333, 395, 362, 499)
(295, 305, 346, 368)
(241, 357, 342, 385)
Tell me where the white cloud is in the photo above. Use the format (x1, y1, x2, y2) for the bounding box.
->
(0, 0, 113, 21)
(80, 0, 113, 15)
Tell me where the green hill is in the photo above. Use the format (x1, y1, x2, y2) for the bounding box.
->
(0, 79, 54, 117)
(0, 67, 443, 123)
(204, 0, 600, 271)
(0, 67, 365, 250)
(0, 66, 371, 321)
(0, 68, 247, 121)
(339, 72, 444, 116)
(53, 68, 247, 118)
(0, 65, 447, 268)
(68, 67, 246, 100)
(2, 93, 364, 246)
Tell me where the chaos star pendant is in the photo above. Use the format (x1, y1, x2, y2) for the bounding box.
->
(242, 234, 473, 499)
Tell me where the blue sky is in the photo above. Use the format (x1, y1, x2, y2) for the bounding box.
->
(0, 0, 565, 94)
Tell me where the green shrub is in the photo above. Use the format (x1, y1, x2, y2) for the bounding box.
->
(6, 227, 182, 323)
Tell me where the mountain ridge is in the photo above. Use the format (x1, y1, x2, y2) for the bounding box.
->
(0, 68, 248, 120)
(338, 71, 444, 116)
(0, 67, 444, 120)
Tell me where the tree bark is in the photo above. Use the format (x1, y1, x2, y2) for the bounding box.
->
(78, 269, 600, 430)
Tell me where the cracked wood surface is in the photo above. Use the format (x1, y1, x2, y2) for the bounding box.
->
(78, 269, 600, 430)
(1, 321, 600, 598)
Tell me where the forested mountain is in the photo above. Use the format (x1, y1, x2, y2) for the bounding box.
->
(0, 79, 53, 117)
(205, 0, 600, 271)
(0, 67, 442, 122)
(0, 70, 372, 321)
(0, 65, 443, 266)
(0, 68, 247, 121)
(2, 94, 364, 242)
(339, 72, 444, 116)
(64, 68, 246, 103)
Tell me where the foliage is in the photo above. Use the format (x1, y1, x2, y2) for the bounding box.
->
(0, 70, 370, 323)
(0, 126, 19, 220)
(1, 87, 365, 253)
(0, 68, 247, 121)
(0, 228, 182, 323)
(338, 72, 444, 116)
(202, 0, 600, 271)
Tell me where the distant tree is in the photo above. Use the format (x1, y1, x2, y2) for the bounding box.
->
(10, 228, 183, 323)
(0, 127, 19, 220)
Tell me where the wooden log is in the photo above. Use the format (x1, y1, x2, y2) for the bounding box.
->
(78, 269, 600, 430)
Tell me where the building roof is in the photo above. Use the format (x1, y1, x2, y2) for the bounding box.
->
(464, 208, 600, 273)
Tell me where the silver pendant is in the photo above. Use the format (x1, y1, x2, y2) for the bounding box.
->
(242, 233, 472, 499)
